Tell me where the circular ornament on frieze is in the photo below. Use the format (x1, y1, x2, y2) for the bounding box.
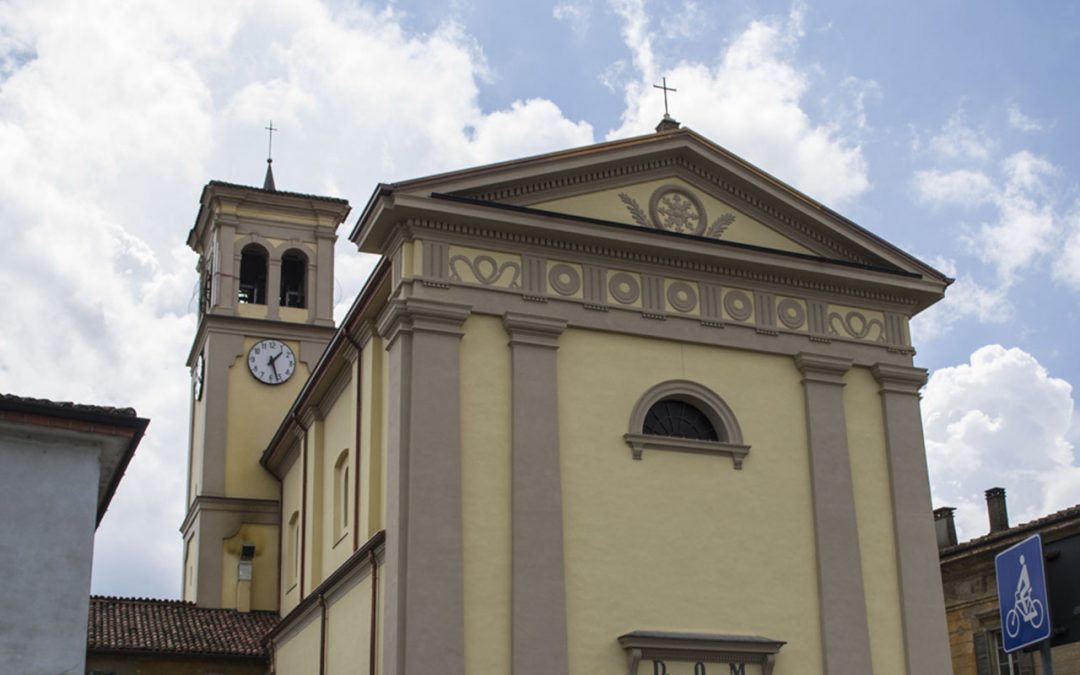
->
(548, 264, 581, 296)
(776, 298, 806, 330)
(649, 185, 707, 236)
(608, 272, 641, 305)
(666, 281, 698, 313)
(723, 290, 753, 322)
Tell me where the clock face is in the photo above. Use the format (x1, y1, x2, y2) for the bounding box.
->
(247, 339, 297, 385)
(193, 353, 205, 401)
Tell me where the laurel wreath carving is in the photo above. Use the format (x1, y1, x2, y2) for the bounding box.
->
(707, 213, 736, 238)
(621, 192, 735, 240)
(619, 193, 653, 229)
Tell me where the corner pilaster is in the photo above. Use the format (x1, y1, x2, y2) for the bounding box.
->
(794, 352, 873, 675)
(503, 312, 570, 675)
(871, 363, 953, 675)
(377, 297, 471, 675)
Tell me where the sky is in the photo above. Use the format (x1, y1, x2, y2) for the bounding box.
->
(1, 0, 1078, 599)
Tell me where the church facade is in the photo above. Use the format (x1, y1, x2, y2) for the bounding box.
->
(181, 122, 954, 675)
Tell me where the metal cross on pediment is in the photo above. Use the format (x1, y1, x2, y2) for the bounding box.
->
(653, 77, 677, 117)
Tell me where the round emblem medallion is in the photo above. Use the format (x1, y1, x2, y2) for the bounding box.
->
(649, 186, 707, 236)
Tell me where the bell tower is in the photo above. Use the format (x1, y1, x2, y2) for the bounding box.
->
(182, 180, 350, 610)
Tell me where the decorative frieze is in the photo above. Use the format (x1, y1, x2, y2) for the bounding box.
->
(414, 240, 913, 351)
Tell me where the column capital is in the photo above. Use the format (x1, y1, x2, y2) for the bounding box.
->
(794, 352, 852, 385)
(503, 312, 568, 349)
(872, 363, 928, 395)
(376, 297, 471, 346)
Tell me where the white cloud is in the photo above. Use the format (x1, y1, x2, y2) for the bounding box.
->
(1008, 103, 1043, 133)
(913, 168, 995, 207)
(0, 0, 595, 599)
(928, 109, 994, 161)
(605, 1, 870, 208)
(909, 258, 1009, 343)
(1053, 210, 1080, 289)
(913, 151, 1061, 284)
(660, 1, 710, 41)
(924, 345, 1079, 542)
(553, 2, 592, 41)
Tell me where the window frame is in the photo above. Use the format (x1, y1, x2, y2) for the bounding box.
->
(624, 379, 750, 469)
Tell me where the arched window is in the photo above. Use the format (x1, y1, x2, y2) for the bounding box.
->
(286, 511, 300, 590)
(625, 380, 750, 469)
(238, 244, 268, 305)
(280, 249, 307, 309)
(643, 399, 719, 441)
(333, 450, 350, 541)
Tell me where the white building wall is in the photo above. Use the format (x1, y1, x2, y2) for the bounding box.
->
(0, 434, 101, 675)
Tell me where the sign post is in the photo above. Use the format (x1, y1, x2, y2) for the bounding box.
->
(995, 534, 1053, 673)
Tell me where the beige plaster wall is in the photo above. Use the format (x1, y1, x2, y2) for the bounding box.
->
(556, 327, 823, 674)
(844, 366, 906, 675)
(459, 314, 513, 674)
(273, 610, 321, 675)
(225, 337, 309, 499)
(532, 176, 815, 254)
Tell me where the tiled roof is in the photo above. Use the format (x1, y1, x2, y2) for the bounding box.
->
(0, 393, 136, 418)
(941, 502, 1080, 557)
(88, 596, 279, 658)
(206, 179, 349, 204)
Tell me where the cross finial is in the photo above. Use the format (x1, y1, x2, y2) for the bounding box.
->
(265, 120, 277, 162)
(653, 77, 677, 117)
(263, 120, 278, 191)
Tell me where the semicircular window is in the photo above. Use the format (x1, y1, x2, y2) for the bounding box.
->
(643, 399, 719, 441)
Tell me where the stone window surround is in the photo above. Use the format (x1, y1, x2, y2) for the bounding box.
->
(624, 379, 750, 469)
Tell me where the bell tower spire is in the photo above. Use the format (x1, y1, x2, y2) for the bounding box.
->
(263, 120, 277, 191)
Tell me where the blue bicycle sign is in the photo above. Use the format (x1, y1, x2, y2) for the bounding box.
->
(996, 534, 1052, 652)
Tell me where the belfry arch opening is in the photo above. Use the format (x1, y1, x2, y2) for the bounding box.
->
(280, 249, 307, 309)
(238, 244, 268, 305)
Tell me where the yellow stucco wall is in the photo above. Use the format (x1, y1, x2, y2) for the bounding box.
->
(362, 339, 385, 539)
(224, 337, 309, 499)
(320, 373, 356, 581)
(556, 327, 823, 674)
(280, 451, 302, 615)
(459, 314, 512, 674)
(531, 177, 815, 254)
(188, 391, 206, 502)
(219, 523, 280, 611)
(845, 366, 906, 675)
(182, 535, 197, 603)
(325, 573, 373, 675)
(273, 609, 321, 675)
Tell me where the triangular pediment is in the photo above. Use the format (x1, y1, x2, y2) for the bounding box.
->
(527, 176, 818, 256)
(354, 127, 950, 310)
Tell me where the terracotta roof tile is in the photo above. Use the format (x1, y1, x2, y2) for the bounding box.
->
(0, 393, 136, 418)
(941, 502, 1080, 557)
(88, 596, 279, 658)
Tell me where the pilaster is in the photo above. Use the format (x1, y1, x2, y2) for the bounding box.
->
(503, 312, 570, 675)
(872, 363, 953, 675)
(794, 352, 873, 675)
(378, 297, 471, 675)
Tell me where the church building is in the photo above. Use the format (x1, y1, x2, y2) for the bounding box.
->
(180, 117, 954, 675)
